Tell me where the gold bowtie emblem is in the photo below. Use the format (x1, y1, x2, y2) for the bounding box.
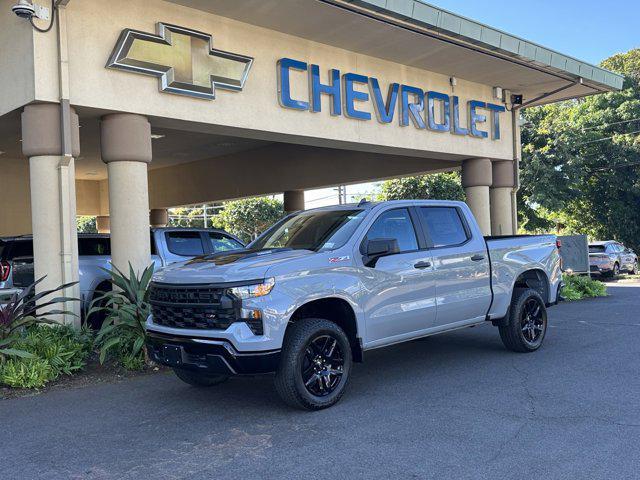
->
(106, 23, 253, 99)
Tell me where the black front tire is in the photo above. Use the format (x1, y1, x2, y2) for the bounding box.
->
(173, 368, 229, 387)
(275, 318, 352, 410)
(499, 288, 548, 353)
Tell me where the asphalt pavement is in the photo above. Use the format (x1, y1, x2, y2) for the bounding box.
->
(2, 284, 639, 480)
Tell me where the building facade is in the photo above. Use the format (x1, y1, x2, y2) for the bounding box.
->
(0, 0, 623, 323)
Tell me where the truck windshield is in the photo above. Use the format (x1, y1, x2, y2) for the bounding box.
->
(250, 209, 367, 252)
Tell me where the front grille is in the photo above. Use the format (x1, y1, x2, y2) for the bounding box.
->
(149, 283, 238, 330)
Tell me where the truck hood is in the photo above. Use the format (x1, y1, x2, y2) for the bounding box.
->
(152, 248, 315, 284)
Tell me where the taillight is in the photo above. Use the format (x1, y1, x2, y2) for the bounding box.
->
(0, 260, 10, 282)
(556, 239, 562, 249)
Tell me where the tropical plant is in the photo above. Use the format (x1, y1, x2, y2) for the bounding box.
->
(0, 357, 53, 388)
(0, 278, 78, 363)
(89, 263, 154, 369)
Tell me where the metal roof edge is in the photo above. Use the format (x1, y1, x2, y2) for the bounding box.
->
(333, 0, 624, 91)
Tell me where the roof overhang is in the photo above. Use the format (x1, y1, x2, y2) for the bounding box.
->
(166, 0, 623, 107)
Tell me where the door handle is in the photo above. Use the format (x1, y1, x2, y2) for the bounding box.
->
(414, 261, 432, 269)
(470, 254, 485, 261)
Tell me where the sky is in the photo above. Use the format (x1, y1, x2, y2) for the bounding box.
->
(305, 0, 640, 208)
(428, 0, 639, 65)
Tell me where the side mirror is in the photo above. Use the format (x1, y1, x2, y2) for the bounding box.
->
(362, 238, 400, 267)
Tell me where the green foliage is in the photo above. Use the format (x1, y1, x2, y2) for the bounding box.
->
(211, 197, 284, 243)
(77, 216, 97, 233)
(561, 274, 608, 301)
(378, 172, 466, 202)
(0, 357, 53, 389)
(15, 325, 93, 377)
(90, 263, 154, 370)
(0, 324, 93, 389)
(519, 49, 640, 250)
(0, 277, 78, 363)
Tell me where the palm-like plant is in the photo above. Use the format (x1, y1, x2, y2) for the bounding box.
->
(0, 278, 78, 362)
(88, 263, 155, 366)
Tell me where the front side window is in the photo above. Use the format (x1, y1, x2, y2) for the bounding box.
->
(364, 208, 418, 253)
(250, 209, 367, 252)
(209, 233, 243, 253)
(165, 232, 205, 256)
(418, 207, 468, 248)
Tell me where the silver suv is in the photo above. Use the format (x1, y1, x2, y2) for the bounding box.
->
(589, 241, 638, 277)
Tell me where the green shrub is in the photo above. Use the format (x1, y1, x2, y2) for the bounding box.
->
(0, 357, 53, 388)
(15, 325, 93, 377)
(562, 274, 607, 301)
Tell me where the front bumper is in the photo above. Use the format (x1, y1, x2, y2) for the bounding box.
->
(146, 330, 280, 376)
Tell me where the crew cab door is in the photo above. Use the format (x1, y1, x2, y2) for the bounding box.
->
(359, 207, 436, 346)
(414, 206, 491, 328)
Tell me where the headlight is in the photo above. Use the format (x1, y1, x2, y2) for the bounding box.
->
(229, 278, 275, 299)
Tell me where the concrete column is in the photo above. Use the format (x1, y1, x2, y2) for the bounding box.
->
(461, 158, 492, 235)
(490, 160, 516, 235)
(101, 114, 152, 275)
(22, 104, 81, 326)
(150, 209, 168, 227)
(284, 190, 304, 213)
(96, 216, 110, 233)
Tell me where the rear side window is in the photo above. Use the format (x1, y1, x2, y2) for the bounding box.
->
(418, 207, 469, 248)
(365, 208, 418, 253)
(165, 232, 205, 256)
(209, 233, 243, 253)
(8, 240, 33, 259)
(78, 238, 111, 256)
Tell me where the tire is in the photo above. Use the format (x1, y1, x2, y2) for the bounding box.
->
(613, 263, 620, 277)
(173, 368, 229, 387)
(275, 318, 352, 410)
(85, 283, 111, 330)
(499, 288, 548, 353)
(631, 262, 638, 275)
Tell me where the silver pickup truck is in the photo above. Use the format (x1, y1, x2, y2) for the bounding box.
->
(146, 200, 563, 410)
(0, 228, 244, 326)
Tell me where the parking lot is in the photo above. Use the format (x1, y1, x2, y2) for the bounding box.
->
(2, 283, 639, 480)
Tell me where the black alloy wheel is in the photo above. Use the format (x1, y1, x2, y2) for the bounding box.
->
(301, 334, 345, 397)
(520, 297, 546, 348)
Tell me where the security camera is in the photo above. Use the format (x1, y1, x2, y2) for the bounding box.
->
(11, 0, 36, 19)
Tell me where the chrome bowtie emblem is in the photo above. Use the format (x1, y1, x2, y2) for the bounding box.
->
(106, 22, 253, 99)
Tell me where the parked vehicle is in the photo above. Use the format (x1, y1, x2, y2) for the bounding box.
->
(0, 228, 244, 327)
(146, 200, 563, 410)
(588, 240, 638, 277)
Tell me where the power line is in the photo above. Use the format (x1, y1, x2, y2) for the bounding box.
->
(575, 129, 640, 146)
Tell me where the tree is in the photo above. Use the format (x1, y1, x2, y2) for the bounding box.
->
(519, 49, 640, 250)
(377, 172, 465, 201)
(211, 197, 284, 243)
(77, 216, 97, 233)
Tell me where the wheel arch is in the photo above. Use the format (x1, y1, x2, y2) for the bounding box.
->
(287, 297, 363, 362)
(513, 268, 550, 305)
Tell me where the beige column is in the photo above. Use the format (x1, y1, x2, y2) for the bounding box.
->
(96, 216, 110, 233)
(101, 114, 152, 275)
(283, 190, 305, 214)
(461, 158, 492, 235)
(150, 209, 169, 227)
(22, 104, 81, 326)
(490, 160, 516, 235)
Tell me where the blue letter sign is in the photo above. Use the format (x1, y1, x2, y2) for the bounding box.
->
(276, 58, 504, 141)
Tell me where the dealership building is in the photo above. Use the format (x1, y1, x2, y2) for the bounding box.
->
(0, 0, 623, 321)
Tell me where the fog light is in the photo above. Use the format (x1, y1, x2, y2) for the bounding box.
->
(240, 308, 263, 336)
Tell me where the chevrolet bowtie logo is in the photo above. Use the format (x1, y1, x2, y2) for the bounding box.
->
(107, 23, 253, 100)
